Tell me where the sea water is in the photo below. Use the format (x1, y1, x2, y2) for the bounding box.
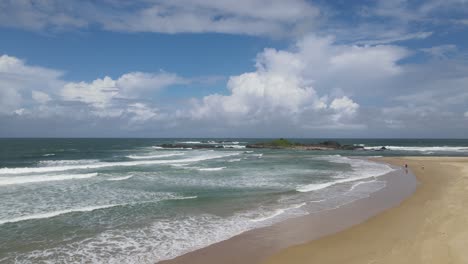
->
(0, 138, 467, 263)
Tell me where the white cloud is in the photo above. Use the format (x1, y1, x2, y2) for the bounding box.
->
(32, 90, 51, 104)
(330, 96, 359, 119)
(0, 0, 318, 36)
(61, 77, 119, 108)
(0, 0, 87, 31)
(0, 54, 188, 122)
(421, 44, 457, 59)
(464, 111, 468, 118)
(126, 103, 161, 122)
(117, 72, 187, 97)
(188, 35, 408, 129)
(0, 54, 63, 114)
(13, 108, 27, 116)
(353, 31, 433, 46)
(1, 33, 468, 137)
(60, 72, 186, 108)
(363, 0, 468, 23)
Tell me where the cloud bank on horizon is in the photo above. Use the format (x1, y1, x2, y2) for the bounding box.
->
(0, 0, 467, 137)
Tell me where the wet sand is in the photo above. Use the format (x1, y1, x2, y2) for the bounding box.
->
(264, 157, 468, 264)
(160, 158, 418, 264)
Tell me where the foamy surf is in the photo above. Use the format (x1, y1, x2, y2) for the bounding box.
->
(171, 196, 197, 200)
(39, 159, 100, 166)
(0, 173, 99, 186)
(0, 152, 241, 175)
(363, 145, 468, 152)
(297, 157, 393, 193)
(250, 203, 306, 223)
(0, 204, 123, 225)
(197, 167, 226, 171)
(346, 180, 386, 193)
(106, 175, 134, 181)
(126, 153, 184, 159)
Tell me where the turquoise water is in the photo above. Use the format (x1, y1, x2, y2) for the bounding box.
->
(0, 138, 467, 263)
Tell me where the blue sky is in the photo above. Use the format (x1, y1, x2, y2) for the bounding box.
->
(0, 0, 467, 137)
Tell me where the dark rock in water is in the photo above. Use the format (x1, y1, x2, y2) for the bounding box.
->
(380, 146, 387, 150)
(320, 140, 341, 147)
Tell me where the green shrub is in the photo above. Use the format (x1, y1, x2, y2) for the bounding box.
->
(270, 138, 294, 147)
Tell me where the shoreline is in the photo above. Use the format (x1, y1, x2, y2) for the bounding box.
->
(264, 157, 468, 264)
(159, 158, 418, 264)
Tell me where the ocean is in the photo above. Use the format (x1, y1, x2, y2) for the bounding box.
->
(0, 138, 467, 263)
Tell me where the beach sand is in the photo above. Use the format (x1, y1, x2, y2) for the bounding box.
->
(264, 157, 468, 264)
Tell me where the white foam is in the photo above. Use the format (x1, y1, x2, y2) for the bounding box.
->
(157, 147, 193, 150)
(170, 163, 190, 167)
(13, 206, 306, 263)
(126, 153, 184, 160)
(0, 204, 122, 225)
(310, 199, 327, 203)
(346, 180, 386, 193)
(0, 152, 241, 175)
(364, 145, 468, 152)
(177, 141, 202, 144)
(0, 173, 99, 186)
(223, 145, 246, 149)
(170, 196, 197, 200)
(197, 167, 226, 171)
(297, 182, 336, 192)
(297, 156, 393, 193)
(39, 159, 99, 166)
(106, 175, 134, 181)
(42, 154, 55, 157)
(250, 203, 306, 223)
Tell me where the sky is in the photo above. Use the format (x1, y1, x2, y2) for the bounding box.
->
(0, 0, 467, 138)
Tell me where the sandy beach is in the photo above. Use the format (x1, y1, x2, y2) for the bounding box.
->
(264, 157, 468, 264)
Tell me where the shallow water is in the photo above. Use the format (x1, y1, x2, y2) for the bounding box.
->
(0, 138, 466, 263)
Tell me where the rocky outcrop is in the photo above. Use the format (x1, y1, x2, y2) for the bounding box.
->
(155, 140, 365, 151)
(158, 144, 239, 149)
(246, 140, 364, 151)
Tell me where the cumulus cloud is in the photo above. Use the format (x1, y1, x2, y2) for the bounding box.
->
(1, 32, 468, 137)
(61, 72, 186, 110)
(0, 54, 63, 114)
(0, 54, 186, 122)
(182, 34, 468, 136)
(330, 96, 359, 120)
(126, 103, 161, 122)
(61, 77, 119, 108)
(31, 90, 51, 104)
(187, 35, 409, 131)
